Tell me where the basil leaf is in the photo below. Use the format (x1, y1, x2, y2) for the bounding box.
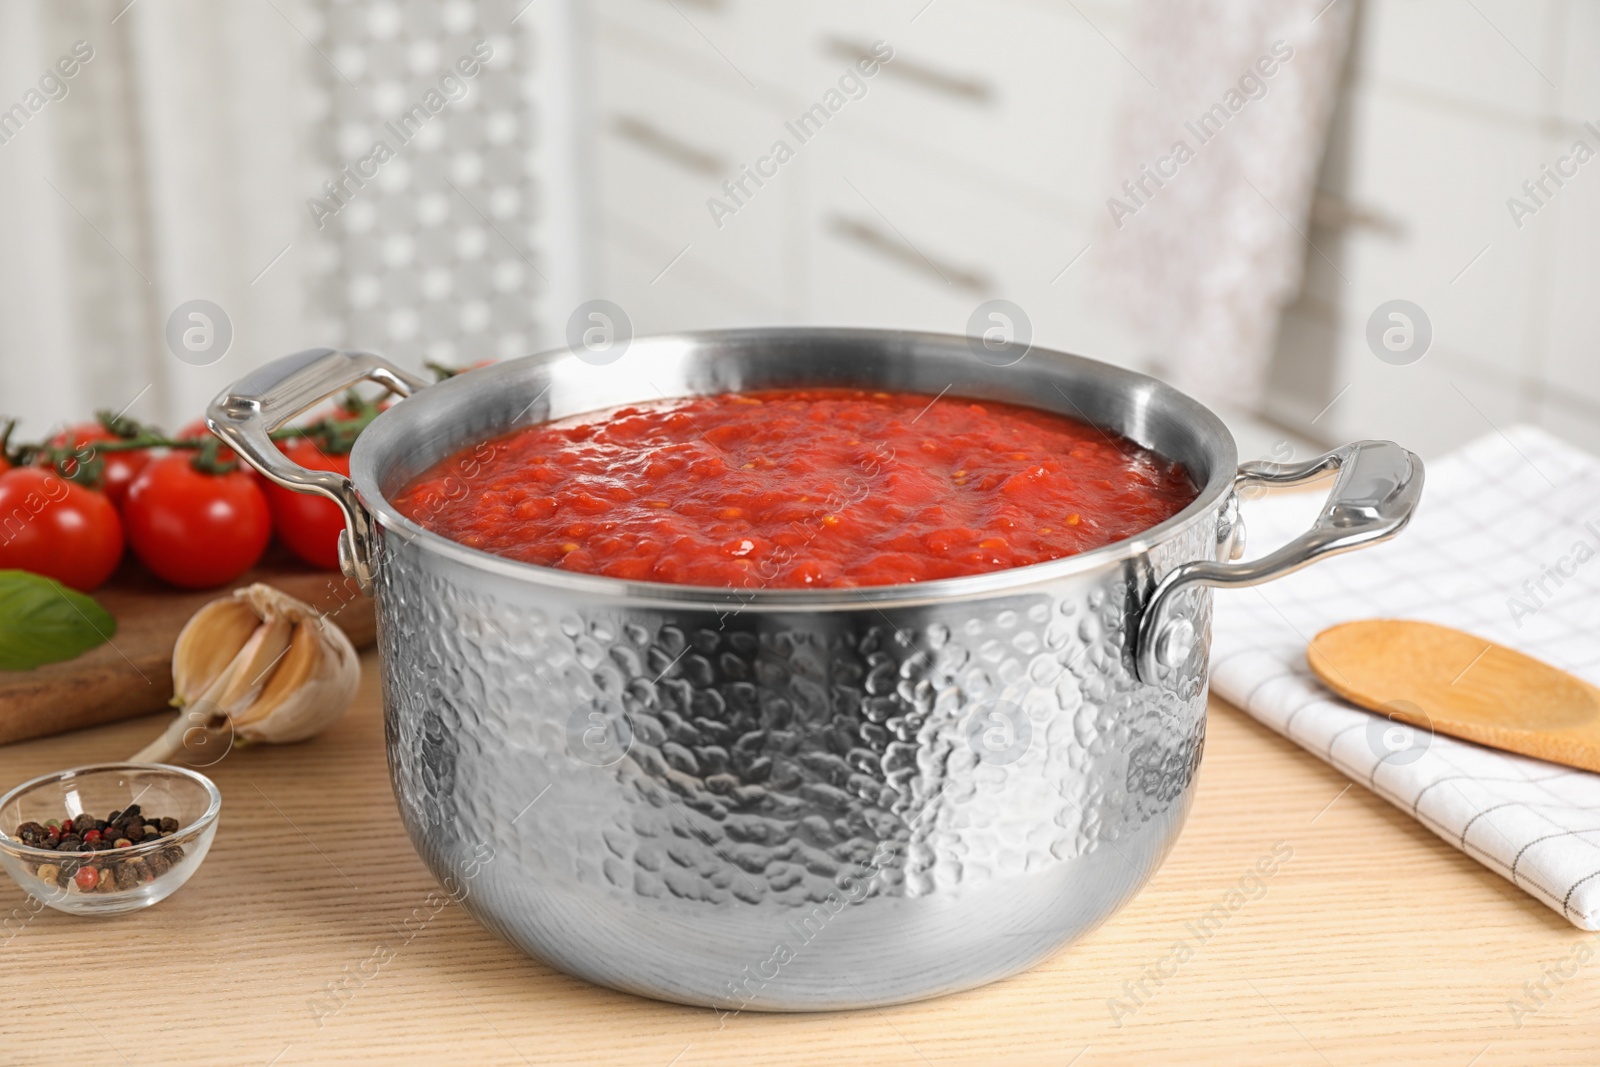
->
(0, 570, 117, 671)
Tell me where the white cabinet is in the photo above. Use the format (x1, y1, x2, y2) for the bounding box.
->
(583, 0, 1600, 461)
(586, 0, 1144, 373)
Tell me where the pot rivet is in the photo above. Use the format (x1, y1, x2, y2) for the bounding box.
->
(1155, 618, 1196, 668)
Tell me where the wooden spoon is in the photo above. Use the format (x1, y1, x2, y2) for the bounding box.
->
(1306, 619, 1600, 773)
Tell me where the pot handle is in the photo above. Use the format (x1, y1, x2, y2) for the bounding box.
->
(1134, 439, 1425, 688)
(207, 348, 431, 595)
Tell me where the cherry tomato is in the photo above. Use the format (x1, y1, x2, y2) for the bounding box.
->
(0, 467, 124, 590)
(49, 424, 150, 508)
(123, 454, 270, 588)
(265, 439, 349, 570)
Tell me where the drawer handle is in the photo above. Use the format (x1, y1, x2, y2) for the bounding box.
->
(610, 114, 725, 177)
(827, 214, 989, 293)
(823, 36, 993, 104)
(1309, 192, 1406, 238)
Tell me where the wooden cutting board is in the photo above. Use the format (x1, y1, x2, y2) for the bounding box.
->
(0, 546, 376, 745)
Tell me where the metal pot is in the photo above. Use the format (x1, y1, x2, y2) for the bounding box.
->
(210, 329, 1422, 1011)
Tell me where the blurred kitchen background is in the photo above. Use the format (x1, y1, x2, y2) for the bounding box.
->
(0, 0, 1592, 463)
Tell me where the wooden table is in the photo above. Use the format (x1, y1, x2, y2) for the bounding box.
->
(2, 650, 1596, 1065)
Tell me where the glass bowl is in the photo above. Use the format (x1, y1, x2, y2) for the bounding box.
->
(0, 763, 220, 916)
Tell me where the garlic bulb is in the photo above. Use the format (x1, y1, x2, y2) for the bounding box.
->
(133, 583, 360, 765)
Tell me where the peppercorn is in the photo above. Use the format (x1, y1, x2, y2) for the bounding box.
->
(36, 863, 59, 886)
(113, 838, 132, 849)
(159, 818, 178, 833)
(56, 835, 82, 852)
(73, 867, 98, 891)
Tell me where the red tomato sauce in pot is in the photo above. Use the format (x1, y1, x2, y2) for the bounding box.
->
(391, 389, 1197, 588)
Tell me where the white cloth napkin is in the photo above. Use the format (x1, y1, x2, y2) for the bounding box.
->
(1210, 426, 1600, 929)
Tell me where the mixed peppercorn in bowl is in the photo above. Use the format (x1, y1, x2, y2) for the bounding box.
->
(0, 763, 221, 915)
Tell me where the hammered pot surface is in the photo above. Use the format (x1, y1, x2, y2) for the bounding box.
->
(376, 501, 1219, 1011)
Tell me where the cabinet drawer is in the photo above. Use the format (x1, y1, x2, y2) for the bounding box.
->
(594, 41, 801, 305)
(592, 0, 802, 97)
(595, 227, 784, 338)
(791, 0, 1130, 211)
(803, 140, 1141, 367)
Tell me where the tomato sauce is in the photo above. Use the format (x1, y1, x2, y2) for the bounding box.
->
(392, 389, 1197, 588)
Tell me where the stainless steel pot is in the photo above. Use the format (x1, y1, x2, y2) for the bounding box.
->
(210, 329, 1422, 1011)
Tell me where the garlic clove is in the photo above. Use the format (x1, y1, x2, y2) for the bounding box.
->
(235, 617, 359, 741)
(172, 597, 260, 706)
(237, 620, 321, 728)
(134, 583, 361, 765)
(214, 612, 294, 713)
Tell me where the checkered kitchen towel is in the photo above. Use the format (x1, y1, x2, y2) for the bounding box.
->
(1210, 426, 1600, 929)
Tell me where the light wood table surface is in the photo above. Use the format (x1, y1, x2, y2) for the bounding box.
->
(2, 649, 1596, 1066)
